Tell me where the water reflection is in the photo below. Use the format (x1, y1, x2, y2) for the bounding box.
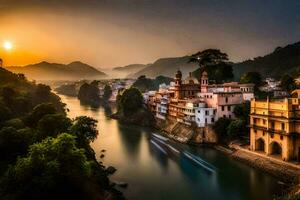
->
(58, 94, 284, 200)
(117, 123, 143, 161)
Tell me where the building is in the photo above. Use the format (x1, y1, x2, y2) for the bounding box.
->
(250, 97, 300, 161)
(195, 103, 216, 127)
(146, 69, 254, 128)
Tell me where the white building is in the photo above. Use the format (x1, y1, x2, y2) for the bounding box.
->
(195, 102, 216, 127)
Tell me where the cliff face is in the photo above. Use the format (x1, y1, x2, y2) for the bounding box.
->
(155, 117, 218, 144)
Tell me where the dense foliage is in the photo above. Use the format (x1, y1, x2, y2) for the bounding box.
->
(115, 87, 155, 126)
(0, 68, 122, 199)
(213, 102, 250, 140)
(78, 82, 100, 106)
(132, 75, 173, 92)
(190, 49, 234, 83)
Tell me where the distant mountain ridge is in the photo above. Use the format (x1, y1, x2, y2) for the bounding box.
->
(113, 64, 148, 73)
(129, 56, 198, 78)
(6, 61, 107, 81)
(112, 64, 149, 78)
(129, 41, 300, 80)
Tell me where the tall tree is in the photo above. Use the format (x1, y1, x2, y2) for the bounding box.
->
(189, 49, 233, 83)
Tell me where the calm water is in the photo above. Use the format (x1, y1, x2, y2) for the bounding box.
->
(59, 94, 284, 200)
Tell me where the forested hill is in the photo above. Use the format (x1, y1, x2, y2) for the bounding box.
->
(0, 67, 123, 199)
(233, 41, 300, 78)
(6, 61, 107, 81)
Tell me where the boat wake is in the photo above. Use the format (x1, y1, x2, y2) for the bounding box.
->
(151, 133, 217, 173)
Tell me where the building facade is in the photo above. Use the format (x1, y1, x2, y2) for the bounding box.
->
(250, 97, 300, 161)
(145, 69, 254, 128)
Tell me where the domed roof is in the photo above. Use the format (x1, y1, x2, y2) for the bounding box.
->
(184, 72, 199, 84)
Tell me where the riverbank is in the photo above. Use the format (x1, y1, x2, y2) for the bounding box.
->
(155, 117, 218, 144)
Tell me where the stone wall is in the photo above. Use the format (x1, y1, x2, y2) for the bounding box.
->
(155, 117, 218, 144)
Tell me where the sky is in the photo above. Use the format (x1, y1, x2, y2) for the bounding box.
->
(0, 0, 300, 68)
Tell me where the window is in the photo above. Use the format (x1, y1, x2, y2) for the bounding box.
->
(280, 135, 283, 140)
(271, 122, 275, 129)
(263, 131, 265, 136)
(205, 110, 209, 115)
(228, 105, 231, 111)
(229, 115, 231, 119)
(225, 97, 228, 103)
(271, 134, 274, 138)
(281, 123, 285, 131)
(198, 110, 201, 113)
(254, 129, 257, 133)
(222, 106, 225, 111)
(223, 114, 226, 118)
(263, 119, 266, 125)
(211, 118, 215, 123)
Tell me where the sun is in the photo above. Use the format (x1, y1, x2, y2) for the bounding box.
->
(3, 41, 13, 50)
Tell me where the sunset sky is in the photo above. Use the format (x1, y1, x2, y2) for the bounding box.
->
(1, 0, 300, 68)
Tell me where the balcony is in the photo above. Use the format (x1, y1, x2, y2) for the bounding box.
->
(250, 125, 267, 131)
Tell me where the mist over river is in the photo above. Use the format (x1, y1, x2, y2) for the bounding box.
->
(59, 94, 284, 200)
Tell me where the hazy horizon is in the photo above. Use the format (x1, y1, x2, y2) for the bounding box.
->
(1, 0, 300, 68)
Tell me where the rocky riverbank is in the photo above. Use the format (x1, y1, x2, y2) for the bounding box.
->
(155, 117, 218, 144)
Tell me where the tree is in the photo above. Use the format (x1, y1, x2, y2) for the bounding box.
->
(227, 119, 247, 137)
(240, 72, 262, 86)
(78, 83, 100, 105)
(0, 134, 91, 200)
(189, 49, 228, 68)
(117, 87, 144, 116)
(33, 84, 51, 103)
(132, 75, 155, 92)
(1, 87, 16, 106)
(37, 114, 72, 140)
(71, 116, 98, 144)
(0, 127, 34, 161)
(0, 102, 12, 124)
(103, 84, 112, 101)
(26, 103, 57, 127)
(213, 117, 232, 137)
(233, 101, 250, 122)
(280, 74, 296, 92)
(189, 49, 233, 83)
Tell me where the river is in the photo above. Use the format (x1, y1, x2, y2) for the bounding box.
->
(59, 94, 284, 200)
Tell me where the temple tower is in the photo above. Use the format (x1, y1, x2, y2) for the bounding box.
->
(200, 70, 208, 92)
(174, 70, 182, 99)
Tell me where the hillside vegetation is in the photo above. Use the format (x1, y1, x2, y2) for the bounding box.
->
(0, 67, 122, 200)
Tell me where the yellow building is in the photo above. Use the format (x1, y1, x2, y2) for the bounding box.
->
(250, 97, 300, 161)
